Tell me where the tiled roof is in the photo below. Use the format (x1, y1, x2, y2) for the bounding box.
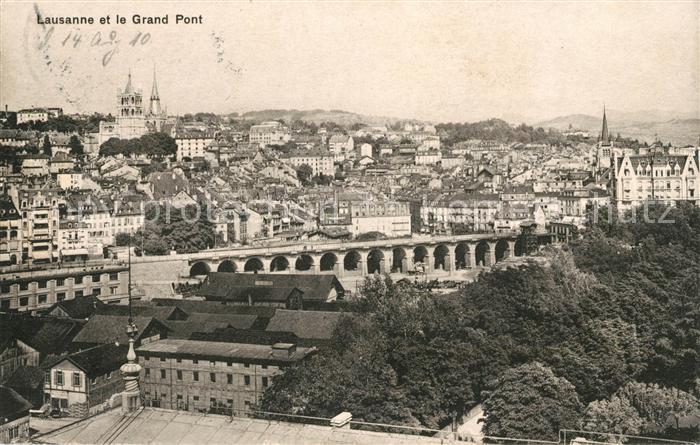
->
(47, 343, 128, 378)
(137, 338, 316, 364)
(163, 321, 231, 339)
(185, 312, 259, 329)
(71, 315, 168, 346)
(198, 273, 344, 303)
(0, 386, 32, 419)
(94, 304, 184, 321)
(152, 298, 277, 319)
(0, 315, 82, 356)
(48, 296, 104, 319)
(5, 365, 45, 390)
(265, 310, 349, 340)
(190, 327, 299, 345)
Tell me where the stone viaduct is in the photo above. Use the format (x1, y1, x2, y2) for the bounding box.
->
(168, 232, 530, 278)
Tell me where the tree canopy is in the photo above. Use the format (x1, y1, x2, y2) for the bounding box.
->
(99, 132, 177, 157)
(259, 203, 700, 442)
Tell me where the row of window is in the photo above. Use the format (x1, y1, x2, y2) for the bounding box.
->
(145, 369, 269, 387)
(1, 273, 121, 293)
(144, 393, 253, 409)
(47, 370, 112, 387)
(143, 356, 267, 369)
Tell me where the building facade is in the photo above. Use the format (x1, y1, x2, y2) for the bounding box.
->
(249, 121, 290, 147)
(281, 150, 334, 177)
(175, 132, 215, 161)
(138, 339, 316, 415)
(0, 259, 129, 312)
(99, 71, 166, 145)
(611, 147, 700, 212)
(44, 344, 127, 417)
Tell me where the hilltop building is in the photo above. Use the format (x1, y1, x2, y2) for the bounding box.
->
(98, 69, 167, 145)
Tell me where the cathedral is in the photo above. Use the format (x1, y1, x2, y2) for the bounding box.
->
(98, 68, 167, 145)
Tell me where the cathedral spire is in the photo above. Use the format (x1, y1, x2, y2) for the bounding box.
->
(124, 69, 134, 94)
(150, 64, 159, 100)
(601, 105, 609, 144)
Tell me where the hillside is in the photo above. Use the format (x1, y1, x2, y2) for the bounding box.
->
(537, 114, 699, 146)
(237, 109, 412, 127)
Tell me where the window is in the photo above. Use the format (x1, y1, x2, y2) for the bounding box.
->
(244, 400, 251, 407)
(262, 377, 269, 387)
(244, 363, 250, 368)
(227, 399, 233, 407)
(57, 278, 65, 286)
(226, 361, 232, 367)
(261, 365, 268, 370)
(45, 371, 50, 384)
(19, 297, 28, 307)
(160, 369, 166, 379)
(176, 358, 182, 363)
(176, 370, 182, 380)
(38, 280, 47, 289)
(244, 375, 250, 386)
(110, 273, 118, 281)
(38, 294, 47, 304)
(193, 371, 199, 381)
(176, 394, 183, 401)
(210, 397, 216, 406)
(75, 276, 83, 284)
(227, 374, 233, 384)
(57, 292, 66, 302)
(145, 368, 150, 378)
(19, 282, 28, 291)
(210, 373, 216, 383)
(192, 359, 198, 364)
(55, 370, 64, 386)
(160, 357, 166, 362)
(75, 290, 84, 298)
(193, 396, 199, 402)
(73, 372, 81, 387)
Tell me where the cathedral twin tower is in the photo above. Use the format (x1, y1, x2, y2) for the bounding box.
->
(98, 68, 167, 145)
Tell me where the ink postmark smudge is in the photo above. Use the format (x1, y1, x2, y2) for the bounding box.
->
(25, 3, 153, 109)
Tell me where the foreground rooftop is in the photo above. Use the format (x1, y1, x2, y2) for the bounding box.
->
(38, 408, 448, 444)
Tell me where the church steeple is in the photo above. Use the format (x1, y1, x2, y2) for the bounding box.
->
(124, 69, 134, 95)
(601, 106, 610, 144)
(149, 65, 162, 117)
(150, 65, 160, 101)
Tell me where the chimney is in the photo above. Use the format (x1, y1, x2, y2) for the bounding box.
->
(271, 342, 296, 358)
(330, 412, 352, 429)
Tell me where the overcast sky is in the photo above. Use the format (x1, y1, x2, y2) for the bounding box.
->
(1, 1, 698, 123)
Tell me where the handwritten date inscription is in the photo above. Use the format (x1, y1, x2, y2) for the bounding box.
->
(38, 26, 151, 67)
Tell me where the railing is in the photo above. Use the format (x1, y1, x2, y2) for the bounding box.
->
(0, 258, 127, 276)
(132, 231, 523, 263)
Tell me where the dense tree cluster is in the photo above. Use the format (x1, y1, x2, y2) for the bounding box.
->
(14, 113, 108, 134)
(99, 132, 177, 157)
(437, 119, 567, 146)
(125, 204, 219, 255)
(260, 203, 700, 441)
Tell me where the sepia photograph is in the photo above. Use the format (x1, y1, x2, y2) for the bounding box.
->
(0, 0, 699, 444)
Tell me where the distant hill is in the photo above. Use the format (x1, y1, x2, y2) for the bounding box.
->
(537, 113, 699, 146)
(237, 109, 413, 127)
